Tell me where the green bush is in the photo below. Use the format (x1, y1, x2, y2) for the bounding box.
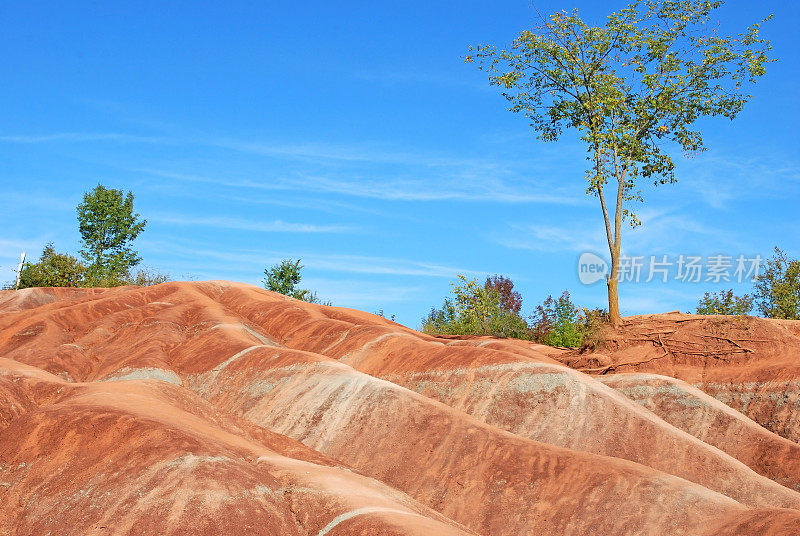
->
(696, 289, 753, 315)
(422, 297, 460, 334)
(753, 247, 800, 319)
(422, 275, 530, 339)
(528, 292, 607, 348)
(17, 244, 87, 289)
(530, 291, 583, 347)
(263, 259, 328, 304)
(15, 245, 169, 290)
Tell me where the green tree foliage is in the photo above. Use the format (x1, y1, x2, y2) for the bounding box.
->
(753, 247, 800, 319)
(530, 293, 609, 348)
(263, 259, 327, 304)
(421, 297, 459, 334)
(77, 184, 147, 285)
(530, 291, 583, 347)
(17, 243, 87, 289)
(696, 289, 753, 315)
(422, 275, 530, 339)
(423, 277, 603, 347)
(15, 244, 168, 289)
(467, 0, 773, 324)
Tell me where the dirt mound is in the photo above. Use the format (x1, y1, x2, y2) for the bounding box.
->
(1, 282, 800, 535)
(558, 313, 800, 443)
(0, 360, 474, 536)
(598, 372, 800, 491)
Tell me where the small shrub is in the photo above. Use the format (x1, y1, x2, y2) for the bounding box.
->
(128, 267, 170, 286)
(17, 244, 87, 289)
(531, 290, 583, 347)
(263, 259, 328, 304)
(696, 289, 753, 315)
(421, 298, 461, 334)
(530, 291, 594, 348)
(577, 307, 610, 350)
(422, 275, 530, 339)
(375, 309, 397, 322)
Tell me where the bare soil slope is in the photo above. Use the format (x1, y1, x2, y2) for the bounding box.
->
(1, 282, 799, 535)
(558, 313, 800, 443)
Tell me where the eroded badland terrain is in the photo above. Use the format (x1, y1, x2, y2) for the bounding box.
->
(2, 281, 800, 535)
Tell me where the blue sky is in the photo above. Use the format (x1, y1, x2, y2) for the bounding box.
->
(1, 0, 798, 327)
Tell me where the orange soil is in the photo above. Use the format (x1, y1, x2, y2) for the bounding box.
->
(1, 282, 799, 535)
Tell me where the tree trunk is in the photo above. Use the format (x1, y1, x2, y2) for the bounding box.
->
(606, 218, 622, 327)
(594, 144, 625, 327)
(607, 271, 621, 327)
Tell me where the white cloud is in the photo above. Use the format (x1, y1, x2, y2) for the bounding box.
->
(139, 167, 583, 205)
(139, 241, 488, 279)
(300, 277, 424, 307)
(496, 221, 606, 253)
(1, 130, 586, 205)
(149, 215, 353, 234)
(676, 150, 800, 209)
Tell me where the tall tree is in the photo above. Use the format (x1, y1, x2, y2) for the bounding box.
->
(467, 0, 772, 324)
(77, 184, 147, 285)
(753, 247, 800, 319)
(485, 274, 523, 314)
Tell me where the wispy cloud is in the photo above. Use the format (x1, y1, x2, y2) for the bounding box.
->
(0, 238, 39, 259)
(617, 284, 706, 316)
(300, 277, 425, 307)
(282, 174, 583, 204)
(149, 215, 353, 234)
(2, 129, 586, 205)
(676, 150, 800, 209)
(0, 237, 53, 279)
(139, 168, 583, 205)
(0, 191, 75, 212)
(496, 204, 752, 257)
(623, 207, 744, 254)
(139, 241, 488, 279)
(496, 221, 606, 253)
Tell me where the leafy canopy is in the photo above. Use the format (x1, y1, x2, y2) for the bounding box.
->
(754, 247, 800, 320)
(77, 184, 146, 284)
(530, 291, 584, 347)
(696, 289, 753, 315)
(467, 0, 773, 226)
(422, 275, 530, 339)
(17, 244, 86, 289)
(263, 259, 326, 304)
(485, 274, 523, 314)
(423, 277, 606, 348)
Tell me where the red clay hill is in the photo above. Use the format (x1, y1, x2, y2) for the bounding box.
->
(1, 281, 800, 535)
